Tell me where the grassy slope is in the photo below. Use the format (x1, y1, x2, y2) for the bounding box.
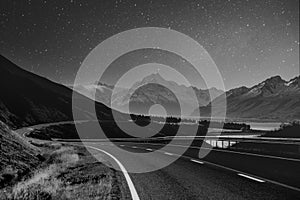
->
(0, 121, 128, 199)
(0, 121, 41, 188)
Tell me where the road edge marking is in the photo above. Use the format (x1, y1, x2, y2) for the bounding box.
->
(86, 146, 140, 200)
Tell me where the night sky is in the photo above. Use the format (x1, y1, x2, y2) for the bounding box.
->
(0, 0, 299, 90)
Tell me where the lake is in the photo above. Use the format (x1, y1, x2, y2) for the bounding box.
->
(246, 122, 282, 131)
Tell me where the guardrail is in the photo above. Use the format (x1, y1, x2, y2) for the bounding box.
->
(54, 135, 300, 160)
(54, 135, 300, 143)
(54, 135, 300, 146)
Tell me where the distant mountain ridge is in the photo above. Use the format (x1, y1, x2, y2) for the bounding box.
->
(3, 54, 298, 123)
(192, 75, 300, 121)
(112, 73, 224, 116)
(74, 73, 224, 116)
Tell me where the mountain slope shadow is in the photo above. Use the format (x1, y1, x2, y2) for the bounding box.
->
(0, 55, 112, 129)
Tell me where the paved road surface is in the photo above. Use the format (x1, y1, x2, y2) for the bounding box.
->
(83, 142, 300, 200)
(16, 125, 300, 200)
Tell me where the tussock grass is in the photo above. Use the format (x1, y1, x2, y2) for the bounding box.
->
(0, 144, 122, 200)
(0, 121, 41, 188)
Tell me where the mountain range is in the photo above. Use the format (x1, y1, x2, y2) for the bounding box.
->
(193, 75, 300, 121)
(73, 73, 224, 116)
(1, 54, 299, 123)
(74, 72, 300, 121)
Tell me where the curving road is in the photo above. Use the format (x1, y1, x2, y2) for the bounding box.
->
(16, 124, 300, 200)
(83, 141, 300, 200)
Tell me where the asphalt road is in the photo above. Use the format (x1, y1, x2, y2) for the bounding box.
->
(16, 125, 300, 200)
(84, 142, 300, 200)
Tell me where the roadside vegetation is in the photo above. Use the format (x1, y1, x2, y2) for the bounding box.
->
(0, 121, 42, 189)
(227, 122, 300, 159)
(0, 141, 124, 200)
(0, 121, 126, 200)
(263, 121, 300, 138)
(27, 115, 253, 141)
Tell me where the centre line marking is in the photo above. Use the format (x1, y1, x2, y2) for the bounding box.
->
(146, 148, 153, 151)
(190, 159, 204, 164)
(164, 152, 174, 156)
(238, 173, 265, 183)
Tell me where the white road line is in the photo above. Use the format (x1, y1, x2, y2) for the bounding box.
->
(238, 173, 265, 183)
(140, 144, 300, 192)
(190, 159, 204, 164)
(120, 145, 125, 147)
(86, 146, 140, 200)
(156, 150, 181, 157)
(146, 148, 153, 151)
(132, 146, 138, 148)
(203, 159, 300, 192)
(144, 143, 300, 162)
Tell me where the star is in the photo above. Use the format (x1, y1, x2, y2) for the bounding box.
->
(0, 0, 298, 89)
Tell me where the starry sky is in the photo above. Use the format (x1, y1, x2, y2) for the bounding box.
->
(0, 0, 299, 90)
